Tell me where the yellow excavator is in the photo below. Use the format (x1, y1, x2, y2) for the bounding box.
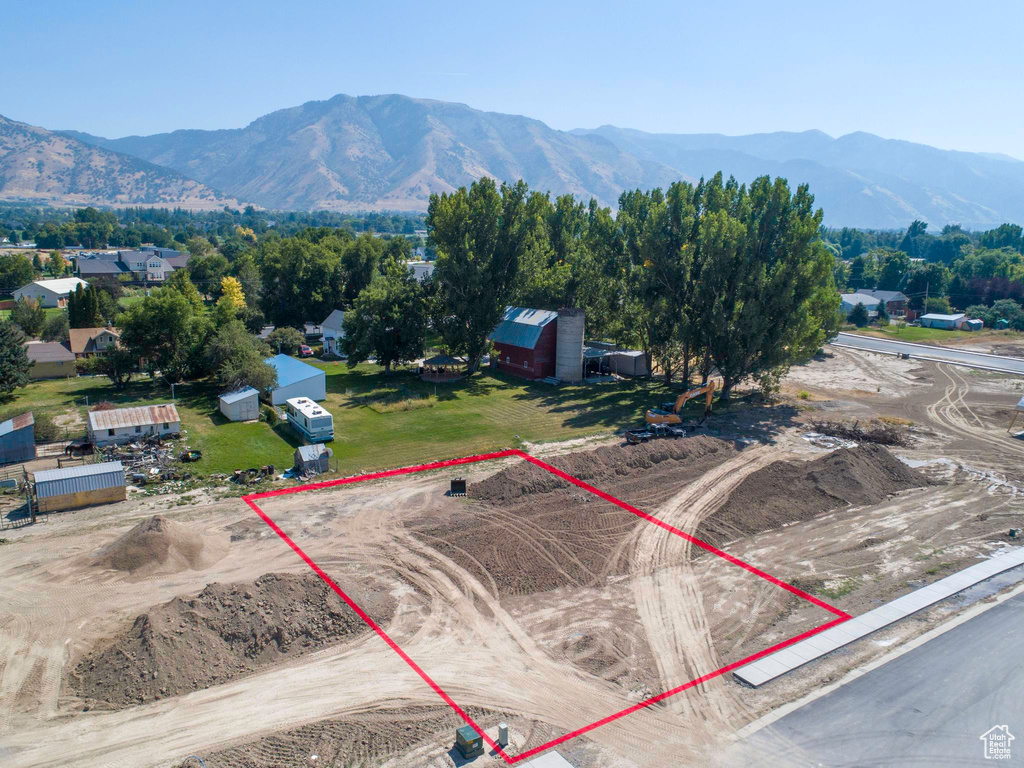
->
(645, 381, 716, 425)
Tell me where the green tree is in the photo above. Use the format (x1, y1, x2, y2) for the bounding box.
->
(990, 299, 1024, 330)
(0, 253, 36, 294)
(10, 296, 45, 336)
(80, 346, 137, 390)
(118, 287, 210, 381)
(428, 178, 529, 373)
(924, 296, 953, 314)
(0, 319, 30, 396)
(48, 251, 66, 276)
(848, 301, 870, 327)
(40, 311, 69, 342)
(266, 326, 305, 355)
(343, 257, 426, 374)
(207, 320, 277, 392)
(874, 249, 909, 291)
(340, 234, 383, 305)
(875, 298, 889, 324)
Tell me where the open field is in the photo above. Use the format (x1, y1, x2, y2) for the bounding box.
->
(6, 365, 723, 477)
(847, 324, 1024, 345)
(2, 344, 1024, 766)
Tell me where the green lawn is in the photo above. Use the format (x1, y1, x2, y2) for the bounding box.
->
(5, 363, 713, 478)
(846, 325, 1023, 345)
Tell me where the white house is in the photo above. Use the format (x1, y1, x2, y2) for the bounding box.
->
(408, 261, 435, 282)
(87, 404, 180, 447)
(839, 292, 881, 319)
(265, 354, 326, 405)
(321, 309, 345, 356)
(218, 387, 260, 422)
(14, 278, 88, 308)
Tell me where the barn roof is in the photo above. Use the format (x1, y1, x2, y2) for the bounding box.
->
(25, 341, 75, 363)
(87, 404, 179, 432)
(489, 306, 558, 350)
(265, 354, 323, 388)
(0, 411, 33, 438)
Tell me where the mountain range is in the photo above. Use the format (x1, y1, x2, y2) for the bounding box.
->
(2, 93, 1023, 229)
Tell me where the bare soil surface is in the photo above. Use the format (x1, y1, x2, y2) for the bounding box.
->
(2, 347, 1023, 768)
(696, 444, 933, 549)
(71, 571, 394, 710)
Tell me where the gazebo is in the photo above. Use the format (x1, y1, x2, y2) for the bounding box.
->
(420, 354, 464, 383)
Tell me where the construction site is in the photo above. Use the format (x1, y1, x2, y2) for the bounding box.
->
(1, 343, 1023, 768)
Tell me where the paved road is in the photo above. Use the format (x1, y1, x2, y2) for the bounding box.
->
(737, 592, 1024, 767)
(833, 332, 1024, 375)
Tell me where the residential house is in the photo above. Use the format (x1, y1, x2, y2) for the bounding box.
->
(87, 404, 180, 447)
(25, 341, 77, 379)
(321, 309, 345, 356)
(264, 354, 326, 405)
(66, 327, 120, 358)
(408, 261, 435, 282)
(839, 293, 881, 319)
(861, 289, 910, 317)
(76, 248, 189, 282)
(13, 278, 89, 308)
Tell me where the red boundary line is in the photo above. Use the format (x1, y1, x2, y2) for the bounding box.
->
(244, 448, 851, 764)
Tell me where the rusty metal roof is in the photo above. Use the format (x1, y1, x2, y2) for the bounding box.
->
(87, 404, 179, 432)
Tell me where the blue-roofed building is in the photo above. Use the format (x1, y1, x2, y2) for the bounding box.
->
(218, 387, 260, 422)
(265, 354, 326, 405)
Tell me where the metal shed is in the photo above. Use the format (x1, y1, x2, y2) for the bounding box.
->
(219, 387, 260, 422)
(294, 444, 330, 476)
(34, 461, 126, 513)
(265, 354, 326, 405)
(0, 412, 35, 465)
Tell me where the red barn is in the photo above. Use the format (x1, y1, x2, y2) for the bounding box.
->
(489, 307, 559, 380)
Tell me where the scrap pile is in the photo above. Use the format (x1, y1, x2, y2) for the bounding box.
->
(99, 434, 194, 485)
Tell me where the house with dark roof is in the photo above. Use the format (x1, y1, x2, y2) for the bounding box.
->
(861, 289, 910, 317)
(25, 341, 77, 379)
(75, 248, 189, 282)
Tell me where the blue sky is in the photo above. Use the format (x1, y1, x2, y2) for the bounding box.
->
(4, 0, 1023, 157)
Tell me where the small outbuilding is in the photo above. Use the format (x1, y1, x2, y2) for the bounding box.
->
(25, 341, 77, 379)
(965, 318, 984, 332)
(218, 387, 260, 422)
(0, 412, 35, 465)
(294, 443, 330, 476)
(920, 313, 966, 330)
(87, 404, 181, 447)
(33, 461, 126, 513)
(265, 354, 326, 405)
(421, 354, 463, 382)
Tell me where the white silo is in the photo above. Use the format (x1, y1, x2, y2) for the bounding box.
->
(555, 308, 585, 383)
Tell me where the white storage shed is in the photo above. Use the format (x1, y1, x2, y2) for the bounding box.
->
(219, 387, 260, 422)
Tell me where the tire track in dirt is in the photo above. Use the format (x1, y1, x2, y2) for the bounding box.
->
(630, 445, 776, 729)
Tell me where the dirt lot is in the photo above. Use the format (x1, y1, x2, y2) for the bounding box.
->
(1, 345, 1023, 768)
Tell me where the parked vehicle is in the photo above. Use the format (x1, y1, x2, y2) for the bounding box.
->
(298, 344, 314, 357)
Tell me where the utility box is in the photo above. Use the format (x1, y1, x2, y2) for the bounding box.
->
(450, 477, 467, 496)
(498, 722, 509, 747)
(455, 725, 484, 758)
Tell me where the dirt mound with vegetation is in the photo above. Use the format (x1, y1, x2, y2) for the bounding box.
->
(72, 572, 394, 709)
(697, 444, 931, 549)
(471, 436, 734, 504)
(92, 515, 222, 575)
(414, 437, 736, 597)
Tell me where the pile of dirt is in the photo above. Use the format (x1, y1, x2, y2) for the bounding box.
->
(92, 515, 221, 575)
(696, 444, 931, 549)
(72, 572, 394, 709)
(472, 436, 734, 505)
